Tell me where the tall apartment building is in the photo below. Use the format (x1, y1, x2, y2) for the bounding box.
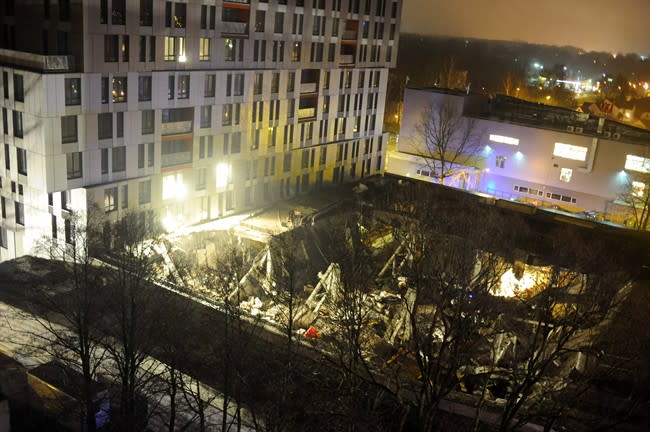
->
(0, 0, 402, 260)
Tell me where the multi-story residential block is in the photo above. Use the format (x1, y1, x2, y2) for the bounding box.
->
(0, 0, 402, 260)
(389, 87, 650, 223)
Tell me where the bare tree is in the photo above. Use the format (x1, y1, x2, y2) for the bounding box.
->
(414, 96, 484, 186)
(374, 191, 513, 432)
(27, 207, 108, 432)
(618, 173, 650, 230)
(495, 229, 631, 432)
(437, 55, 466, 90)
(101, 211, 165, 431)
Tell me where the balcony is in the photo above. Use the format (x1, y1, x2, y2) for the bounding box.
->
(161, 120, 193, 136)
(300, 82, 318, 94)
(224, 0, 250, 4)
(339, 54, 354, 65)
(161, 151, 192, 168)
(0, 48, 73, 72)
(342, 30, 358, 41)
(221, 21, 249, 35)
(298, 107, 316, 120)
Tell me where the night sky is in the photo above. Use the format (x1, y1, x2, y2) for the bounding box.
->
(401, 0, 650, 55)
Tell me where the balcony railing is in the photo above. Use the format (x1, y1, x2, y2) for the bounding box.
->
(221, 21, 249, 35)
(339, 54, 354, 64)
(161, 151, 192, 167)
(161, 120, 193, 136)
(298, 107, 316, 119)
(224, 0, 250, 4)
(300, 82, 318, 94)
(0, 48, 73, 72)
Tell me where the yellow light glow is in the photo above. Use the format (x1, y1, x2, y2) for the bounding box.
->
(162, 173, 186, 200)
(215, 163, 231, 188)
(162, 212, 185, 232)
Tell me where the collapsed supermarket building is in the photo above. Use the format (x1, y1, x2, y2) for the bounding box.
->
(152, 178, 648, 426)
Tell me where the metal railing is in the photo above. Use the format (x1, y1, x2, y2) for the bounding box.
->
(161, 120, 193, 136)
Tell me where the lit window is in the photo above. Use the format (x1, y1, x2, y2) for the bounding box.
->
(104, 187, 117, 212)
(632, 181, 646, 198)
(625, 154, 650, 173)
(553, 143, 587, 161)
(489, 134, 519, 146)
(559, 168, 572, 182)
(164, 36, 175, 61)
(162, 172, 186, 200)
(215, 162, 231, 188)
(199, 38, 210, 61)
(177, 37, 186, 62)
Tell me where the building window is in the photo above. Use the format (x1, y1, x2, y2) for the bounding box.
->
(489, 134, 519, 146)
(104, 35, 119, 62)
(101, 77, 109, 104)
(4, 144, 10, 170)
(274, 12, 284, 33)
(178, 75, 190, 99)
(13, 74, 24, 102)
(104, 187, 117, 212)
(98, 113, 112, 140)
(148, 142, 154, 167)
(496, 155, 506, 168)
(162, 172, 185, 200)
(164, 36, 175, 61)
(111, 0, 125, 25)
(254, 73, 263, 95)
(196, 168, 207, 190)
(64, 152, 83, 180)
(64, 78, 81, 105)
(100, 0, 107, 23)
(121, 35, 129, 62)
(112, 77, 127, 103)
(61, 115, 77, 143)
(632, 181, 646, 198)
(625, 154, 650, 173)
(142, 110, 154, 135)
(224, 39, 234, 61)
(138, 143, 145, 169)
(149, 36, 156, 61)
(15, 202, 24, 225)
(199, 38, 210, 61)
(173, 2, 186, 28)
(112, 146, 126, 172)
(16, 148, 27, 175)
(168, 75, 175, 100)
(12, 111, 23, 138)
(553, 142, 587, 161)
(138, 76, 152, 101)
(271, 73, 280, 94)
(222, 104, 233, 126)
(200, 106, 212, 128)
(292, 42, 302, 61)
(255, 10, 265, 32)
(205, 74, 216, 97)
(101, 149, 108, 174)
(138, 180, 151, 204)
(116, 112, 124, 137)
(121, 185, 128, 209)
(140, 0, 153, 26)
(559, 168, 573, 183)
